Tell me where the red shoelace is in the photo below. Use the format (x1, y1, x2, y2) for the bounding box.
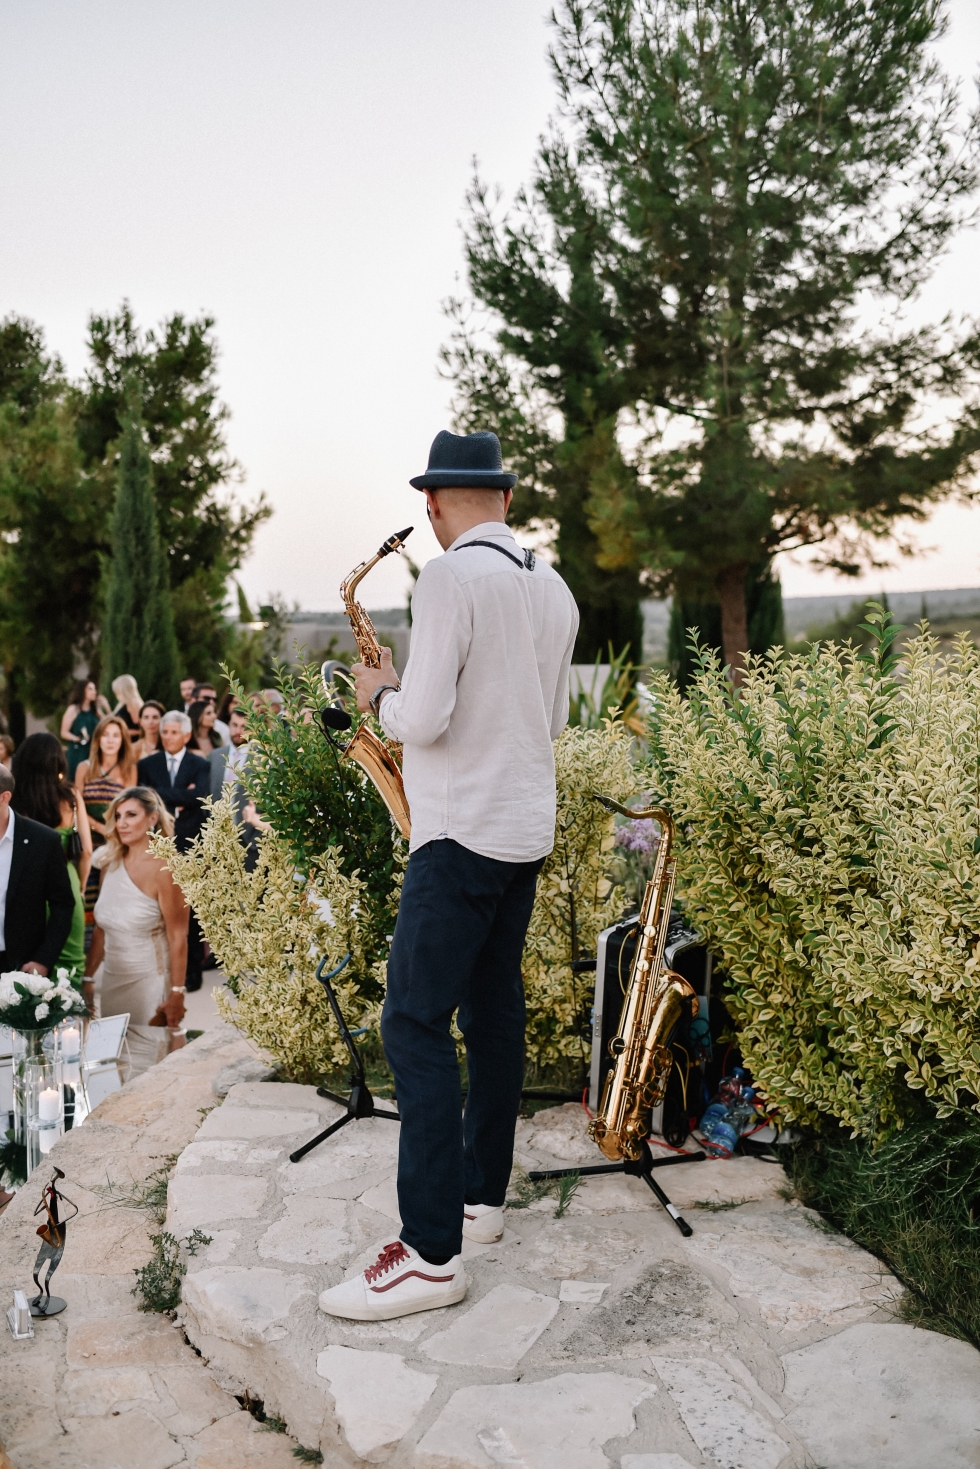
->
(365, 1241, 409, 1283)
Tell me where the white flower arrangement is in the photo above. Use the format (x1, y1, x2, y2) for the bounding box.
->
(0, 967, 86, 1031)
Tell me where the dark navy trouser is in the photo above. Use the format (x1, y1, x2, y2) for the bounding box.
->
(380, 838, 543, 1259)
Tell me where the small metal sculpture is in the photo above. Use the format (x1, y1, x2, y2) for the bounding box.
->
(30, 1166, 77, 1317)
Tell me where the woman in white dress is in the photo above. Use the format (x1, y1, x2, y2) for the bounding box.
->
(82, 787, 189, 1078)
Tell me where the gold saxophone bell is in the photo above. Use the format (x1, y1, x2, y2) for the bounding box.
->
(588, 799, 696, 1162)
(330, 529, 414, 840)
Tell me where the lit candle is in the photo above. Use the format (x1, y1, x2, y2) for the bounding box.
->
(38, 1087, 60, 1123)
(61, 1026, 80, 1060)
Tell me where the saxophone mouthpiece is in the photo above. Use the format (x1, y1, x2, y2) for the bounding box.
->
(378, 527, 414, 557)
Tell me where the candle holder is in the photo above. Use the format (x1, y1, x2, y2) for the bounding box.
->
(11, 1029, 46, 1147)
(54, 1020, 83, 1129)
(25, 1054, 63, 1178)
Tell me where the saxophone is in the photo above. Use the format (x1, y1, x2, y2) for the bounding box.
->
(589, 799, 697, 1162)
(329, 528, 413, 840)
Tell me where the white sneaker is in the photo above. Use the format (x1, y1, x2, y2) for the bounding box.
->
(318, 1241, 466, 1322)
(463, 1202, 504, 1244)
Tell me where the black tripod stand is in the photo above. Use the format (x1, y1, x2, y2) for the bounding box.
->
(290, 954, 400, 1164)
(528, 1138, 704, 1237)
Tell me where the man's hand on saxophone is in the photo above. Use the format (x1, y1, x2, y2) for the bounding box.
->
(351, 646, 400, 715)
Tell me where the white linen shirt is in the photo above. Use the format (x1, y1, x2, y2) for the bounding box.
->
(379, 522, 579, 863)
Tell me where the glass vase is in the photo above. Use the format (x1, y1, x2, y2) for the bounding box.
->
(11, 1029, 46, 1147)
(24, 1051, 63, 1176)
(54, 1019, 84, 1129)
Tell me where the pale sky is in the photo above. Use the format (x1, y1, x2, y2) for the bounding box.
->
(2, 0, 979, 611)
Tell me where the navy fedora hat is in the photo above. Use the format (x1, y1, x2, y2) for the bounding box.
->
(409, 430, 517, 492)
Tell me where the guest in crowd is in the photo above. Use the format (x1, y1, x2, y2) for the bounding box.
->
(216, 690, 237, 729)
(135, 700, 166, 762)
(11, 733, 93, 981)
(75, 714, 137, 840)
(222, 706, 250, 782)
(111, 674, 144, 743)
(137, 711, 211, 992)
(75, 713, 137, 923)
(0, 735, 14, 767)
(254, 688, 285, 715)
(193, 682, 230, 743)
(60, 677, 110, 779)
(187, 699, 223, 757)
(83, 787, 188, 1078)
(0, 763, 74, 975)
(187, 699, 227, 800)
(180, 677, 197, 712)
(205, 699, 243, 805)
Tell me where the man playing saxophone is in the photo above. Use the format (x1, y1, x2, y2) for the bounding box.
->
(318, 429, 578, 1322)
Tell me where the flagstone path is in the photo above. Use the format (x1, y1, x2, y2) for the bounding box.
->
(174, 1079, 980, 1469)
(3, 1027, 980, 1469)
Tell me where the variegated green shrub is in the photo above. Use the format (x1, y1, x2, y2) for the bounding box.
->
(158, 798, 385, 1081)
(647, 617, 980, 1134)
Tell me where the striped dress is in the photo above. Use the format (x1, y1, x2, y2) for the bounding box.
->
(82, 772, 127, 922)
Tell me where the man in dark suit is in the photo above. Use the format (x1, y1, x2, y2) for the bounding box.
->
(137, 710, 212, 851)
(0, 764, 74, 974)
(137, 710, 212, 990)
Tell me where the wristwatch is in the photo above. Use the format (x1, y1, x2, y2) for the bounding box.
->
(170, 986, 188, 995)
(369, 683, 400, 716)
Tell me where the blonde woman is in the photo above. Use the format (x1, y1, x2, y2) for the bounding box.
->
(83, 786, 188, 1078)
(111, 674, 144, 744)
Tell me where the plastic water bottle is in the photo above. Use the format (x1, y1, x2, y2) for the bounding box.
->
(698, 1101, 729, 1137)
(705, 1118, 739, 1156)
(700, 1076, 758, 1156)
(728, 1086, 758, 1134)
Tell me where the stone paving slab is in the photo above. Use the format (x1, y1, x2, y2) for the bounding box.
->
(171, 1092, 980, 1468)
(0, 1025, 305, 1469)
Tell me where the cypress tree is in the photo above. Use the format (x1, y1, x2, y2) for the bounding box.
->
(102, 394, 179, 705)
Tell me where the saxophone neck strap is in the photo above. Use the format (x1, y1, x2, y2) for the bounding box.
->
(453, 539, 536, 571)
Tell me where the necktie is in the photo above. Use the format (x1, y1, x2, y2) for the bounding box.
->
(168, 756, 177, 783)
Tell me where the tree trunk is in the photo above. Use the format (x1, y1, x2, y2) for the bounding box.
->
(715, 563, 749, 685)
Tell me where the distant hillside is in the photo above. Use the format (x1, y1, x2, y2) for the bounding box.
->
(287, 587, 980, 667)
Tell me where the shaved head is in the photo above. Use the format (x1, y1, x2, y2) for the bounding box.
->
(427, 486, 507, 514)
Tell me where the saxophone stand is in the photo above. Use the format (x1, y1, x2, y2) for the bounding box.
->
(528, 1141, 703, 1238)
(290, 954, 400, 1164)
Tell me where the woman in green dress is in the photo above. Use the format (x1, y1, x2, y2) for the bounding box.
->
(60, 678, 110, 781)
(10, 733, 93, 981)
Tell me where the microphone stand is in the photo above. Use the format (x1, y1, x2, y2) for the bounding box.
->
(289, 953, 400, 1164)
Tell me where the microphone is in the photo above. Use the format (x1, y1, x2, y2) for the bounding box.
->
(320, 707, 353, 735)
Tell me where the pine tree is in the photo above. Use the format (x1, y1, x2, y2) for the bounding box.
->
(102, 394, 179, 705)
(448, 0, 980, 679)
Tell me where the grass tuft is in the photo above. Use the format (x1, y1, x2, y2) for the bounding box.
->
(692, 1196, 752, 1213)
(506, 1170, 552, 1210)
(94, 1154, 180, 1224)
(506, 1167, 582, 1217)
(553, 1170, 582, 1218)
(293, 1447, 323, 1464)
